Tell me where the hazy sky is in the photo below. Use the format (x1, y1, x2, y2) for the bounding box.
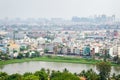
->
(0, 0, 120, 19)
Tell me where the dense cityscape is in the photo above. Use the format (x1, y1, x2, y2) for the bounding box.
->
(0, 0, 120, 80)
(0, 15, 120, 80)
(0, 0, 120, 79)
(0, 15, 120, 58)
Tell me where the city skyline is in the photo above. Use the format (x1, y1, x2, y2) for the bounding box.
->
(0, 0, 119, 19)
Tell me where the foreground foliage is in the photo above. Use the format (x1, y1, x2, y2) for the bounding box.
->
(97, 62, 111, 80)
(0, 65, 120, 80)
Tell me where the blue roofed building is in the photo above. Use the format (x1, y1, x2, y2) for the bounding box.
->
(83, 45, 91, 56)
(0, 44, 7, 53)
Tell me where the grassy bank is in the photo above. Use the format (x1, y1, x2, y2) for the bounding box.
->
(0, 56, 117, 66)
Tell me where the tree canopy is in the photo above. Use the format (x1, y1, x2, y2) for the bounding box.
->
(96, 62, 111, 80)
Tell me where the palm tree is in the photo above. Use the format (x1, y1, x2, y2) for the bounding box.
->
(47, 69, 50, 80)
(7, 44, 10, 54)
(53, 46, 58, 55)
(47, 69, 50, 75)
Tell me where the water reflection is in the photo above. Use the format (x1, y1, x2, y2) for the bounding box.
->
(0, 65, 4, 70)
(0, 61, 119, 75)
(112, 66, 120, 73)
(112, 66, 120, 74)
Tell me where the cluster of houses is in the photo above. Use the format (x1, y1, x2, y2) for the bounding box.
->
(0, 30, 120, 58)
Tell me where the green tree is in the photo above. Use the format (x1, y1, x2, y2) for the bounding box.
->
(7, 73, 22, 80)
(23, 74, 39, 80)
(23, 72, 33, 77)
(0, 54, 9, 60)
(34, 69, 48, 80)
(50, 71, 79, 80)
(115, 74, 120, 80)
(79, 70, 86, 77)
(111, 73, 116, 80)
(17, 53, 23, 59)
(103, 49, 108, 62)
(85, 69, 99, 80)
(63, 68, 69, 73)
(47, 69, 50, 75)
(0, 72, 8, 80)
(96, 62, 111, 80)
(20, 46, 26, 52)
(34, 51, 40, 57)
(31, 53, 36, 58)
(7, 44, 10, 54)
(25, 52, 29, 58)
(113, 55, 120, 64)
(79, 69, 99, 80)
(13, 50, 17, 53)
(117, 58, 120, 64)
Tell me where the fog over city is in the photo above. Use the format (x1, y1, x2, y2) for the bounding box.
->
(1, 1, 120, 80)
(0, 0, 119, 19)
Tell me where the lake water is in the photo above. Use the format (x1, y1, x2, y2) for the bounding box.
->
(0, 61, 120, 75)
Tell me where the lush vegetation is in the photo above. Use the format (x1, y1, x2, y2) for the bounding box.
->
(0, 55, 119, 67)
(0, 68, 80, 80)
(0, 55, 103, 66)
(0, 62, 120, 80)
(1, 47, 120, 67)
(113, 55, 120, 64)
(96, 62, 111, 80)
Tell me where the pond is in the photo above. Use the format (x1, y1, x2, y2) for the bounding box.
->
(0, 61, 120, 75)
